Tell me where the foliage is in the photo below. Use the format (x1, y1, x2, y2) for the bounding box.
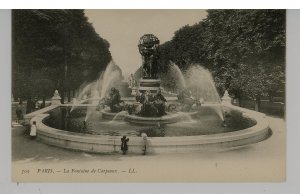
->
(12, 10, 112, 102)
(159, 9, 286, 108)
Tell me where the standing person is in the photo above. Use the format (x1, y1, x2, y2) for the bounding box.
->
(16, 101, 23, 123)
(30, 121, 37, 139)
(121, 136, 129, 155)
(141, 133, 148, 155)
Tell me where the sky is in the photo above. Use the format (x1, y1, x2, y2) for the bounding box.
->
(85, 10, 207, 77)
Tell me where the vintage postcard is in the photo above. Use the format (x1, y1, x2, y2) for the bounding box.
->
(11, 9, 286, 182)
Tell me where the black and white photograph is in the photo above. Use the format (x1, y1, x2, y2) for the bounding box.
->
(10, 9, 286, 182)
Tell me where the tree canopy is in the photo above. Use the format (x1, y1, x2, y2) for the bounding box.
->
(12, 10, 112, 104)
(159, 10, 285, 107)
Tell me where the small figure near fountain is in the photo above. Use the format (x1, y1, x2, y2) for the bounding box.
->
(141, 133, 148, 155)
(121, 135, 129, 155)
(30, 121, 37, 140)
(83, 121, 87, 129)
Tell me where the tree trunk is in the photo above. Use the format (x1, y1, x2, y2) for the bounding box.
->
(254, 95, 261, 112)
(42, 96, 46, 108)
(233, 91, 241, 107)
(26, 97, 32, 114)
(61, 108, 66, 130)
(68, 90, 71, 102)
(269, 95, 273, 102)
(60, 91, 65, 104)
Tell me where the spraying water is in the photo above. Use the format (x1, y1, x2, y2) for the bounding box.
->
(185, 65, 221, 103)
(99, 61, 122, 100)
(84, 92, 99, 122)
(74, 61, 122, 102)
(71, 60, 122, 121)
(185, 65, 223, 121)
(167, 63, 224, 121)
(169, 62, 186, 89)
(204, 104, 224, 121)
(70, 82, 92, 112)
(177, 112, 195, 123)
(77, 82, 92, 101)
(109, 111, 128, 123)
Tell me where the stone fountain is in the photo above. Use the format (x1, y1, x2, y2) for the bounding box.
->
(101, 34, 198, 124)
(24, 34, 271, 155)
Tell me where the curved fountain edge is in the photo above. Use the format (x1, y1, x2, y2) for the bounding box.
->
(124, 111, 198, 125)
(28, 103, 271, 154)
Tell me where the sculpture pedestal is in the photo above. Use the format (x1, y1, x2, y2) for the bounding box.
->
(138, 79, 161, 94)
(131, 86, 138, 96)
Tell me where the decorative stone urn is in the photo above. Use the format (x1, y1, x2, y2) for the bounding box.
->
(221, 90, 232, 105)
(51, 90, 61, 105)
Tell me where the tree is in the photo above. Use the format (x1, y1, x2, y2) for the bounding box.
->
(12, 10, 112, 109)
(159, 10, 286, 111)
(33, 78, 56, 108)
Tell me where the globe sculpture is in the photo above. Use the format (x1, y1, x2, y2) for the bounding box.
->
(138, 34, 160, 79)
(138, 34, 161, 94)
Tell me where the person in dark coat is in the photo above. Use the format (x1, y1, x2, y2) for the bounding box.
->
(121, 136, 129, 154)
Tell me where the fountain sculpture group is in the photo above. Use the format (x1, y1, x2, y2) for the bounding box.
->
(101, 34, 200, 124)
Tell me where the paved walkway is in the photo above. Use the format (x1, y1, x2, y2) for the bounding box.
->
(11, 116, 285, 182)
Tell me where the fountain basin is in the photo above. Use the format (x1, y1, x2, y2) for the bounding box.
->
(27, 103, 271, 154)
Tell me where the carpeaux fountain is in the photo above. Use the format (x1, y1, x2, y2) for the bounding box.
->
(101, 34, 199, 125)
(25, 34, 272, 154)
